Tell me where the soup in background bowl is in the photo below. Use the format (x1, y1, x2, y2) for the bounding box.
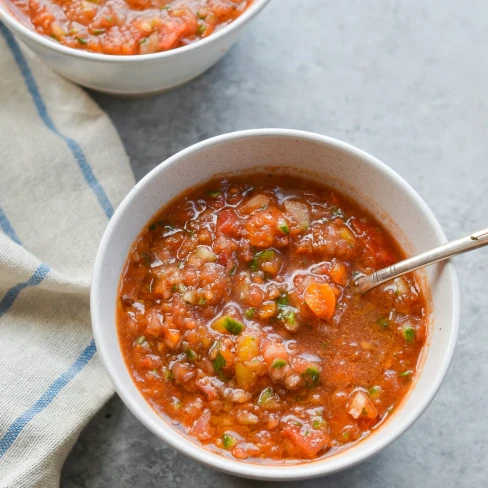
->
(91, 129, 459, 480)
(0, 0, 270, 94)
(2, 0, 254, 55)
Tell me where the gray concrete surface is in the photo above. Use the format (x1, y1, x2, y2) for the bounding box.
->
(61, 0, 488, 486)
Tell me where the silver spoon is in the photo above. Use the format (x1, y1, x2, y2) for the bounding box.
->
(355, 227, 488, 294)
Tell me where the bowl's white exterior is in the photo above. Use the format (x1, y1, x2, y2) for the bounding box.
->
(91, 130, 459, 480)
(0, 0, 270, 95)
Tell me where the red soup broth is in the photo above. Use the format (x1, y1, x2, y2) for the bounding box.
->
(3, 0, 253, 55)
(117, 174, 428, 462)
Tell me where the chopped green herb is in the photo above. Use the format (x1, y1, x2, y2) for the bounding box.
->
(278, 222, 290, 235)
(343, 431, 350, 440)
(376, 317, 389, 328)
(250, 258, 258, 272)
(303, 367, 320, 388)
(255, 249, 276, 261)
(185, 348, 196, 360)
(222, 433, 237, 449)
(162, 367, 174, 382)
(368, 386, 381, 398)
(213, 352, 226, 378)
(331, 207, 345, 219)
(171, 284, 178, 292)
(77, 37, 88, 45)
(311, 416, 325, 429)
(198, 297, 207, 306)
(197, 11, 207, 19)
(229, 264, 237, 275)
(105, 16, 113, 22)
(283, 310, 296, 327)
(276, 292, 289, 307)
(294, 421, 303, 427)
(160, 4, 171, 10)
(149, 223, 157, 231)
(223, 317, 244, 335)
(244, 308, 255, 319)
(402, 324, 415, 343)
(50, 34, 58, 41)
(272, 358, 287, 369)
(471, 235, 479, 241)
(258, 386, 273, 405)
(212, 315, 245, 335)
(92, 28, 106, 35)
(399, 370, 413, 377)
(177, 262, 184, 269)
(207, 190, 221, 198)
(187, 230, 195, 238)
(136, 336, 146, 345)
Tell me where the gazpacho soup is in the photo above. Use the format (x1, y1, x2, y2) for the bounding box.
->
(117, 174, 428, 462)
(2, 0, 253, 55)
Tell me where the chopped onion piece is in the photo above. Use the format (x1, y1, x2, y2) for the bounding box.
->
(195, 245, 217, 263)
(183, 290, 197, 304)
(239, 194, 270, 214)
(394, 277, 409, 297)
(284, 201, 310, 229)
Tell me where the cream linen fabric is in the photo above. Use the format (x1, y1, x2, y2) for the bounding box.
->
(0, 24, 135, 487)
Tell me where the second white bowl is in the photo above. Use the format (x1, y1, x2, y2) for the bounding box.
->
(0, 0, 270, 95)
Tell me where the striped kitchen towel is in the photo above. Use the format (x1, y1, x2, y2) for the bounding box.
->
(0, 24, 135, 487)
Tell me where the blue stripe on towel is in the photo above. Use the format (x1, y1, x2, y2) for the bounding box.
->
(0, 23, 114, 220)
(0, 263, 50, 319)
(0, 339, 97, 458)
(0, 25, 103, 461)
(0, 207, 22, 246)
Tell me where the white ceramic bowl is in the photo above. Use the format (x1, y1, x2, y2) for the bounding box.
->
(0, 0, 270, 95)
(91, 129, 459, 480)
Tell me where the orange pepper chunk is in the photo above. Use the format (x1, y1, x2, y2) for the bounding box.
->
(304, 282, 336, 320)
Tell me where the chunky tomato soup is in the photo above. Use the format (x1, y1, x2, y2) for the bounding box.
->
(117, 174, 428, 462)
(3, 0, 252, 55)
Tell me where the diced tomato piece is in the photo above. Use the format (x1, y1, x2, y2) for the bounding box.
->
(304, 282, 336, 320)
(191, 409, 214, 441)
(145, 309, 165, 338)
(164, 329, 181, 349)
(261, 341, 289, 367)
(282, 425, 329, 458)
(217, 209, 241, 237)
(217, 251, 229, 267)
(245, 209, 280, 248)
(139, 355, 161, 370)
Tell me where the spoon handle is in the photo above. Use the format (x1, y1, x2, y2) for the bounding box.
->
(356, 226, 488, 293)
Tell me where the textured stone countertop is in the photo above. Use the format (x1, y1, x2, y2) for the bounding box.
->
(61, 1, 488, 486)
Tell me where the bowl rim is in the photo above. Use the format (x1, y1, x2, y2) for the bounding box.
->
(0, 0, 270, 63)
(91, 129, 460, 480)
